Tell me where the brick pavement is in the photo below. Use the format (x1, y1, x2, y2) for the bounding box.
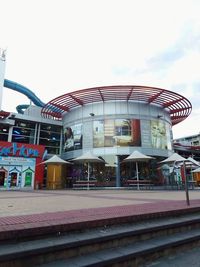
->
(0, 189, 200, 240)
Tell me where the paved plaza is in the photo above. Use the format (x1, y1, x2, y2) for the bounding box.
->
(0, 189, 200, 216)
(0, 189, 200, 231)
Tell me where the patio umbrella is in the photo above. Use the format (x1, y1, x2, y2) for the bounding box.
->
(123, 150, 154, 190)
(160, 153, 186, 164)
(42, 155, 71, 165)
(71, 151, 104, 189)
(160, 153, 190, 206)
(192, 167, 200, 173)
(181, 157, 200, 183)
(186, 157, 200, 167)
(42, 155, 71, 189)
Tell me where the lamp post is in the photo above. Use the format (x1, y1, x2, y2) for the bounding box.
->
(115, 155, 121, 187)
(182, 161, 190, 206)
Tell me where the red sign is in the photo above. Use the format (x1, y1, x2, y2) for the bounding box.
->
(0, 141, 46, 189)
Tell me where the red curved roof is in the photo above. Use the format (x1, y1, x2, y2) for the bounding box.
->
(41, 85, 192, 125)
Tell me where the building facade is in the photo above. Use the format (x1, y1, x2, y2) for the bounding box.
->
(40, 85, 192, 187)
(0, 83, 193, 189)
(173, 134, 200, 161)
(0, 107, 62, 189)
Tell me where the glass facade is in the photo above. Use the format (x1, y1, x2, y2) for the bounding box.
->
(9, 120, 62, 155)
(0, 100, 174, 188)
(93, 119, 141, 148)
(62, 99, 174, 187)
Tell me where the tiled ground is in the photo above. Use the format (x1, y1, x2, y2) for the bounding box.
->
(0, 189, 200, 236)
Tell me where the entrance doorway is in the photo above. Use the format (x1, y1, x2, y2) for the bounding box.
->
(0, 171, 5, 186)
(10, 172, 18, 187)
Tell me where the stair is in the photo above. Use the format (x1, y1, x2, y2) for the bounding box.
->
(1, 210, 200, 267)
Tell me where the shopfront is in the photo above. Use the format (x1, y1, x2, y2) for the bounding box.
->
(0, 141, 45, 189)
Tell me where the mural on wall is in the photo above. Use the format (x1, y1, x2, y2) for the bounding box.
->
(64, 124, 83, 151)
(93, 119, 141, 148)
(0, 156, 36, 188)
(151, 120, 168, 149)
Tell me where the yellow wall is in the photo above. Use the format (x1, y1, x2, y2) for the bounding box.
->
(193, 172, 200, 186)
(46, 164, 65, 189)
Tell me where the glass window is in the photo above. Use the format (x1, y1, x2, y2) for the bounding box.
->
(39, 138, 60, 146)
(15, 120, 36, 129)
(39, 123, 61, 149)
(93, 119, 141, 148)
(151, 120, 167, 149)
(93, 120, 104, 148)
(45, 146, 60, 154)
(63, 124, 83, 151)
(12, 135, 33, 144)
(40, 131, 60, 141)
(0, 125, 9, 142)
(12, 120, 36, 144)
(12, 127, 35, 144)
(0, 125, 9, 134)
(40, 124, 61, 133)
(0, 134, 8, 141)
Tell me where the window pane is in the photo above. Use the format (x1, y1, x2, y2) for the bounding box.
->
(15, 120, 36, 129)
(0, 134, 8, 141)
(12, 135, 33, 144)
(40, 124, 61, 133)
(39, 138, 60, 146)
(45, 146, 60, 154)
(0, 125, 9, 134)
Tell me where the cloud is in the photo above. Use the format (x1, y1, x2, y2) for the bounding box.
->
(1, 0, 200, 139)
(111, 17, 200, 82)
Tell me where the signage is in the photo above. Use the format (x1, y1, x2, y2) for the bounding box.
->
(0, 143, 39, 157)
(0, 142, 45, 158)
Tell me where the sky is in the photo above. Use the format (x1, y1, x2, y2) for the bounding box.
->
(0, 0, 200, 139)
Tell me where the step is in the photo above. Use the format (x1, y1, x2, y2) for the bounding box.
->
(38, 229, 200, 267)
(1, 206, 200, 243)
(0, 212, 200, 267)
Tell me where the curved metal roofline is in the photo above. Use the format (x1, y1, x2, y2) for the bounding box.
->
(41, 85, 192, 126)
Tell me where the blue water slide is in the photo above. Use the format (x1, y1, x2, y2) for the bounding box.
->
(3, 79, 45, 114)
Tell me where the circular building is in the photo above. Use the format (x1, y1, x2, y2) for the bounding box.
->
(41, 85, 192, 187)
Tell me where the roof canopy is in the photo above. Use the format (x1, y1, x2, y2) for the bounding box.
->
(41, 85, 192, 125)
(42, 155, 71, 165)
(71, 151, 105, 163)
(160, 153, 187, 164)
(123, 150, 154, 162)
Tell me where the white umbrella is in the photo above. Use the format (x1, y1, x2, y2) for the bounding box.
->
(42, 155, 71, 165)
(162, 155, 199, 170)
(160, 153, 186, 164)
(71, 151, 104, 189)
(192, 167, 200, 173)
(160, 153, 190, 206)
(187, 157, 200, 167)
(123, 150, 154, 190)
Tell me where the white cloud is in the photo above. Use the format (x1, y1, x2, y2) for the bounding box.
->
(165, 51, 200, 85)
